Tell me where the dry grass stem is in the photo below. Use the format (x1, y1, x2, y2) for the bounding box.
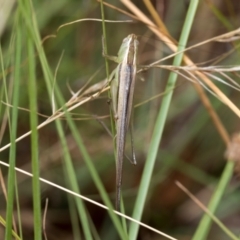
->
(0, 160, 177, 240)
(121, 0, 232, 145)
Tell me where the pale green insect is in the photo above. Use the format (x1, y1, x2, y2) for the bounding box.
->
(104, 34, 139, 210)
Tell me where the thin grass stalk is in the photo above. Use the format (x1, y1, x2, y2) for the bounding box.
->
(99, 0, 110, 77)
(153, 98, 224, 189)
(207, 2, 233, 30)
(99, 0, 127, 230)
(27, 21, 42, 240)
(19, 2, 126, 237)
(88, 213, 101, 240)
(177, 181, 238, 240)
(0, 43, 18, 238)
(128, 1, 199, 239)
(5, 11, 22, 240)
(56, 119, 93, 240)
(99, 1, 117, 155)
(192, 161, 235, 239)
(0, 58, 4, 119)
(14, 177, 23, 239)
(0, 216, 21, 240)
(67, 194, 82, 240)
(7, 17, 24, 240)
(1, 27, 20, 123)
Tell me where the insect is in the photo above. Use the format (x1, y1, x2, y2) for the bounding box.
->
(104, 34, 139, 210)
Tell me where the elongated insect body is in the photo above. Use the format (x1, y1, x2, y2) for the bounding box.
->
(110, 34, 139, 210)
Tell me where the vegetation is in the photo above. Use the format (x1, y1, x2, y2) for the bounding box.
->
(0, 0, 240, 239)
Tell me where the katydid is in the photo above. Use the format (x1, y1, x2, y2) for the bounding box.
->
(103, 34, 139, 210)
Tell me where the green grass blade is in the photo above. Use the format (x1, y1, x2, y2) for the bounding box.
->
(56, 119, 93, 240)
(27, 21, 42, 240)
(15, 177, 23, 239)
(0, 215, 21, 240)
(192, 161, 235, 240)
(5, 11, 22, 240)
(207, 2, 233, 30)
(67, 194, 82, 240)
(129, 1, 200, 239)
(99, 0, 110, 78)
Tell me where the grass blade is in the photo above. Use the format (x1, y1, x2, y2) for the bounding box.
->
(27, 15, 42, 240)
(129, 1, 200, 239)
(192, 161, 235, 239)
(5, 11, 22, 240)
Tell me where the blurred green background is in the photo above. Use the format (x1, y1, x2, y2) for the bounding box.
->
(1, 0, 240, 239)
